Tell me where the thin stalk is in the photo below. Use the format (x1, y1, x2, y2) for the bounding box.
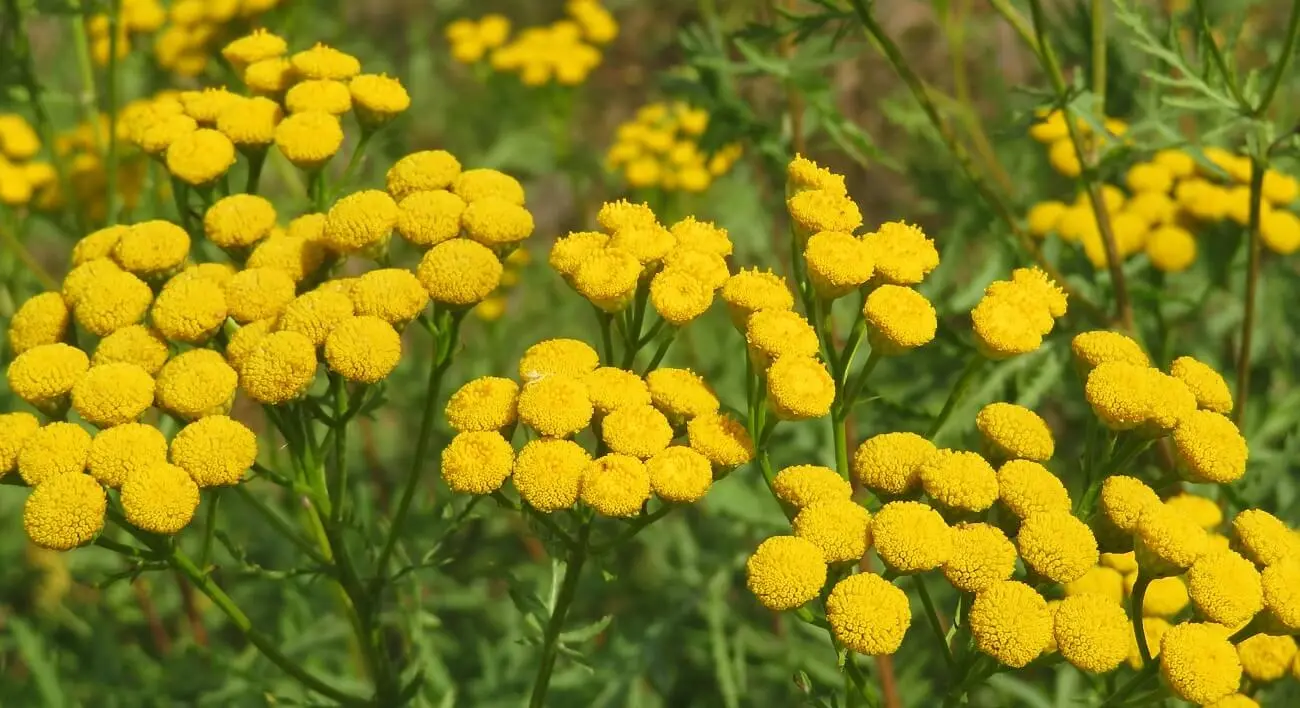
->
(843, 348, 881, 411)
(946, 0, 1015, 193)
(593, 306, 615, 363)
(0, 221, 57, 290)
(245, 149, 268, 194)
(1193, 0, 1247, 107)
(912, 574, 956, 671)
(1091, 0, 1107, 115)
(334, 131, 374, 200)
(330, 375, 350, 523)
(1130, 573, 1153, 667)
(1254, 0, 1300, 116)
(832, 407, 851, 479)
(70, 3, 100, 144)
(1097, 662, 1159, 707)
(198, 489, 221, 571)
(104, 0, 122, 224)
(529, 521, 592, 708)
(1234, 158, 1266, 427)
(642, 330, 676, 374)
(594, 505, 673, 553)
(231, 484, 331, 566)
(927, 354, 985, 440)
(846, 0, 1104, 324)
(837, 306, 868, 391)
(986, 0, 1040, 56)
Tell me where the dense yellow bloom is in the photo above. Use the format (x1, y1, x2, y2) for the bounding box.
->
(969, 580, 1052, 668)
(417, 239, 503, 306)
(1126, 161, 1174, 193)
(1187, 547, 1263, 627)
(1130, 574, 1191, 618)
(861, 221, 939, 285)
(1100, 475, 1160, 534)
(1165, 493, 1224, 530)
(285, 79, 352, 116)
(1233, 509, 1300, 567)
(852, 432, 935, 496)
(396, 190, 466, 248)
(349, 73, 411, 126)
(1072, 330, 1149, 370)
(1085, 362, 1196, 432)
(944, 522, 1017, 593)
(976, 403, 1054, 461)
(517, 375, 593, 437)
(863, 285, 937, 354)
(387, 150, 463, 200)
(970, 282, 1057, 359)
(686, 412, 753, 467)
(166, 128, 236, 185)
(180, 88, 239, 126)
(93, 325, 169, 375)
(548, 231, 607, 279)
(204, 194, 277, 250)
(1170, 356, 1233, 414)
(608, 223, 675, 265)
(1018, 511, 1098, 583)
(17, 423, 92, 486)
(1065, 565, 1125, 605)
(1261, 209, 1300, 255)
(222, 28, 287, 68)
(599, 404, 672, 459)
(247, 234, 326, 283)
(225, 267, 296, 323)
(746, 535, 827, 611)
(512, 438, 589, 512)
(786, 154, 847, 195)
(802, 231, 873, 299)
(766, 355, 835, 421)
(111, 220, 190, 278)
(72, 226, 127, 266)
(720, 269, 793, 326)
(151, 277, 227, 344)
(1026, 200, 1067, 237)
(670, 217, 733, 257)
(1172, 410, 1248, 484)
(173, 262, 238, 288)
(278, 290, 354, 347)
(826, 573, 910, 656)
(997, 459, 1071, 518)
(1236, 634, 1296, 682)
(342, 268, 428, 326)
(920, 449, 998, 513)
(1052, 594, 1130, 673)
(518, 339, 600, 381)
(647, 368, 718, 421)
(324, 316, 402, 384)
(1137, 503, 1211, 576)
(62, 259, 120, 307)
(773, 465, 852, 509)
(596, 199, 657, 233)
(441, 431, 514, 495)
(8, 292, 70, 356)
(274, 111, 343, 169)
(786, 188, 862, 237)
(0, 113, 42, 159)
(648, 268, 713, 326)
(166, 415, 256, 488)
(291, 43, 361, 80)
(244, 58, 296, 94)
(138, 113, 197, 155)
(1262, 560, 1300, 632)
(71, 269, 153, 338)
(744, 309, 818, 366)
(661, 248, 728, 293)
(1145, 225, 1197, 273)
(239, 331, 318, 405)
(23, 472, 106, 551)
(7, 343, 89, 408)
(322, 190, 398, 255)
(445, 377, 518, 433)
(463, 197, 535, 247)
(224, 319, 276, 372)
(86, 422, 166, 489)
(581, 454, 650, 517)
(70, 363, 154, 428)
(1160, 622, 1241, 706)
(572, 247, 640, 312)
(792, 499, 870, 563)
(1047, 138, 1081, 177)
(645, 446, 712, 503)
(453, 168, 526, 205)
(582, 367, 649, 414)
(155, 349, 237, 419)
(121, 463, 199, 534)
(873, 501, 952, 572)
(1102, 551, 1139, 574)
(1124, 616, 1171, 668)
(0, 412, 41, 477)
(1126, 191, 1178, 226)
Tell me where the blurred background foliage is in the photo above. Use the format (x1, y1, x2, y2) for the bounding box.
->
(2, 0, 1300, 706)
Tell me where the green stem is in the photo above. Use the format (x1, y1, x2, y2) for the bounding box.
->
(245, 149, 268, 195)
(833, 407, 851, 479)
(837, 306, 868, 391)
(70, 2, 100, 154)
(1130, 573, 1152, 667)
(330, 375, 350, 523)
(912, 574, 957, 671)
(1255, 0, 1300, 116)
(1193, 0, 1247, 107)
(0, 220, 57, 290)
(231, 484, 331, 566)
(593, 306, 615, 364)
(334, 130, 374, 200)
(1234, 158, 1266, 427)
(529, 520, 592, 708)
(104, 0, 122, 224)
(927, 354, 984, 441)
(198, 488, 221, 572)
(593, 505, 673, 554)
(1097, 662, 1159, 708)
(171, 177, 197, 235)
(842, 348, 881, 411)
(1090, 0, 1106, 115)
(641, 329, 676, 374)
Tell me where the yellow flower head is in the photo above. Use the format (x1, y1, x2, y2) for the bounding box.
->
(8, 292, 70, 356)
(70, 267, 153, 338)
(23, 472, 106, 551)
(1085, 362, 1196, 432)
(1172, 410, 1247, 484)
(582, 367, 650, 414)
(180, 88, 240, 126)
(786, 188, 862, 237)
(1126, 161, 1174, 193)
(976, 403, 1054, 461)
(1018, 511, 1098, 583)
(669, 217, 733, 257)
(86, 422, 166, 489)
(786, 154, 847, 196)
(324, 316, 402, 384)
(239, 331, 318, 405)
(513, 438, 589, 512)
(445, 377, 519, 433)
(291, 43, 361, 80)
(1236, 633, 1296, 683)
(647, 367, 719, 422)
(387, 150, 463, 200)
(969, 580, 1052, 668)
(1137, 503, 1211, 576)
(0, 113, 42, 159)
(137, 113, 197, 155)
(173, 262, 238, 289)
(745, 309, 819, 367)
(1047, 138, 1082, 177)
(581, 454, 650, 517)
(793, 498, 871, 563)
(70, 363, 154, 428)
(646, 446, 712, 503)
(225, 267, 295, 324)
(773, 464, 852, 509)
(224, 318, 276, 372)
(549, 231, 608, 278)
(1187, 547, 1263, 627)
(341, 268, 427, 326)
(285, 79, 352, 116)
(17, 422, 92, 486)
(1100, 475, 1161, 534)
(1103, 550, 1139, 574)
(1010, 268, 1068, 318)
(766, 355, 835, 421)
(601, 404, 673, 459)
(1170, 356, 1233, 414)
(1262, 560, 1300, 632)
(997, 459, 1071, 519)
(1261, 209, 1300, 255)
(166, 415, 255, 488)
(1145, 224, 1197, 273)
(247, 234, 327, 283)
(661, 247, 729, 291)
(686, 412, 753, 467)
(1064, 565, 1125, 605)
(93, 325, 168, 375)
(244, 57, 296, 94)
(720, 269, 794, 327)
(1163, 493, 1223, 531)
(597, 199, 658, 232)
(873, 501, 952, 573)
(155, 349, 236, 419)
(1233, 509, 1300, 567)
(852, 432, 935, 496)
(278, 289, 355, 348)
(222, 28, 287, 68)
(166, 128, 236, 186)
(417, 239, 503, 306)
(572, 247, 641, 312)
(1027, 200, 1067, 238)
(396, 190, 466, 248)
(453, 168, 526, 205)
(111, 220, 190, 279)
(1072, 330, 1149, 371)
(72, 225, 128, 266)
(826, 573, 910, 656)
(274, 111, 343, 169)
(322, 189, 398, 255)
(462, 196, 535, 247)
(62, 258, 120, 308)
(517, 375, 593, 438)
(649, 268, 713, 326)
(920, 449, 999, 513)
(1127, 191, 1179, 227)
(349, 73, 411, 126)
(970, 285, 1054, 360)
(151, 277, 227, 344)
(745, 535, 827, 611)
(1130, 574, 1191, 618)
(944, 522, 1017, 593)
(441, 430, 514, 495)
(861, 221, 940, 286)
(121, 462, 199, 534)
(518, 339, 600, 381)
(0, 412, 41, 477)
(862, 284, 937, 354)
(204, 195, 277, 251)
(1053, 594, 1130, 673)
(803, 230, 873, 299)
(1127, 617, 1171, 668)
(1160, 622, 1241, 706)
(608, 223, 675, 265)
(7, 342, 89, 408)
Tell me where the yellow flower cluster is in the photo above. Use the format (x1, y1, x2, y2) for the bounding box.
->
(448, 1, 615, 86)
(605, 102, 742, 192)
(0, 114, 58, 209)
(1028, 110, 1300, 271)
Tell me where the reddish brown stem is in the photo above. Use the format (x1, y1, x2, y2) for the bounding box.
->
(132, 578, 173, 655)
